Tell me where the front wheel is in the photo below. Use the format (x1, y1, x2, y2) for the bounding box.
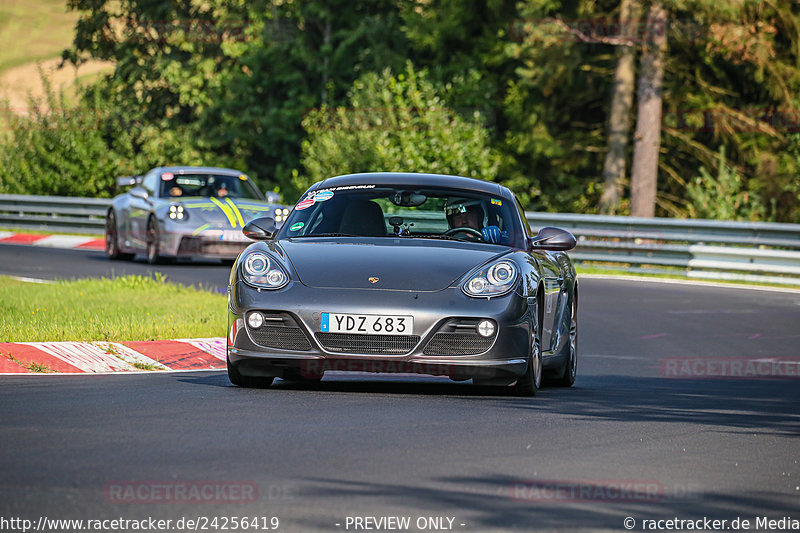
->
(227, 358, 274, 388)
(512, 321, 542, 397)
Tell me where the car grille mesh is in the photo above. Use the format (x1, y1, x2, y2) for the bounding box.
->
(422, 332, 495, 356)
(248, 313, 312, 351)
(315, 333, 420, 355)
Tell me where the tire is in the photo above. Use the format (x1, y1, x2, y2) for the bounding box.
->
(105, 211, 133, 261)
(512, 305, 543, 397)
(552, 291, 578, 387)
(146, 216, 162, 265)
(227, 358, 274, 388)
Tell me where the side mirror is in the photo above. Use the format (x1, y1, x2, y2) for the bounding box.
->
(529, 226, 577, 251)
(243, 216, 277, 241)
(129, 187, 149, 200)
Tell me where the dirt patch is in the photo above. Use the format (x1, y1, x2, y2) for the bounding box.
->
(0, 58, 113, 115)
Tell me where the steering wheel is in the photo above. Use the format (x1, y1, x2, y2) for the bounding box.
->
(444, 227, 484, 240)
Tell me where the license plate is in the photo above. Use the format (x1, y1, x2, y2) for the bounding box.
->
(320, 313, 413, 335)
(222, 230, 244, 241)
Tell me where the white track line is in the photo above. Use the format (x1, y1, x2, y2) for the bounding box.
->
(32, 235, 99, 248)
(0, 368, 226, 376)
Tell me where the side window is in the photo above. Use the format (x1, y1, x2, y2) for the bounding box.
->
(142, 171, 158, 196)
(515, 196, 534, 238)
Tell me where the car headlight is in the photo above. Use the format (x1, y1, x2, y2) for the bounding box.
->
(462, 260, 518, 298)
(241, 251, 289, 289)
(168, 204, 188, 221)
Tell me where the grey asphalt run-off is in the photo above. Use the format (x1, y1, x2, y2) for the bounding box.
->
(1, 245, 799, 532)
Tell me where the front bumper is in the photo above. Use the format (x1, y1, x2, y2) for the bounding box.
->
(227, 281, 532, 382)
(159, 226, 250, 259)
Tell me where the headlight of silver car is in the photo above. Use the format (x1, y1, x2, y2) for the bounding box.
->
(242, 251, 289, 289)
(462, 260, 518, 298)
(168, 204, 188, 221)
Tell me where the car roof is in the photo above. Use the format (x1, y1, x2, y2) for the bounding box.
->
(155, 166, 245, 177)
(311, 172, 512, 199)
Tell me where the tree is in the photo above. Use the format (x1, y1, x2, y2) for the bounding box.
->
(296, 63, 499, 190)
(599, 0, 641, 214)
(64, 0, 409, 198)
(629, 1, 667, 217)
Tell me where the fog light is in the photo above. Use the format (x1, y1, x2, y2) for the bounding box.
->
(476, 320, 496, 338)
(247, 312, 264, 329)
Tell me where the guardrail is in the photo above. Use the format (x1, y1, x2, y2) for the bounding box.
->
(0, 194, 111, 234)
(2, 194, 799, 285)
(526, 213, 800, 285)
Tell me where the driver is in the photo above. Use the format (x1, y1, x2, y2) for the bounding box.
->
(444, 198, 505, 244)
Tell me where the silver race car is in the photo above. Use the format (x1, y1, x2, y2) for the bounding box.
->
(105, 166, 290, 263)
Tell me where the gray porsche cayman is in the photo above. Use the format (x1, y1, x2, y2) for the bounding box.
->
(227, 173, 578, 395)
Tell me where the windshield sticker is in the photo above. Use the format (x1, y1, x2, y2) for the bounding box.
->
(314, 190, 334, 202)
(295, 189, 333, 210)
(330, 184, 375, 191)
(161, 172, 174, 181)
(289, 222, 304, 231)
(238, 174, 248, 180)
(295, 197, 315, 210)
(491, 198, 502, 206)
(295, 185, 373, 210)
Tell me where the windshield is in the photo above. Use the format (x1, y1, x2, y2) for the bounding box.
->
(277, 185, 526, 248)
(159, 173, 264, 200)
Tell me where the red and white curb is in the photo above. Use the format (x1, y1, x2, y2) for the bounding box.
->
(0, 231, 105, 251)
(0, 338, 227, 374)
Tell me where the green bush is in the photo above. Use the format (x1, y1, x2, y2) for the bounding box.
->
(685, 146, 773, 221)
(294, 62, 499, 191)
(0, 73, 231, 198)
(0, 76, 123, 197)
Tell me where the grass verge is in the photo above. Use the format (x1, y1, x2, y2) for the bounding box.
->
(576, 265, 800, 290)
(0, 0, 78, 74)
(0, 227, 102, 237)
(0, 274, 227, 342)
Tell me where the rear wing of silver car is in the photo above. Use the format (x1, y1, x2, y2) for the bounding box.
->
(116, 175, 143, 188)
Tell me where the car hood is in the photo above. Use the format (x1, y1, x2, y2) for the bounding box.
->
(280, 238, 508, 292)
(170, 197, 278, 227)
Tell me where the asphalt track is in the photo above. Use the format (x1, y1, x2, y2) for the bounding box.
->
(1, 245, 799, 532)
